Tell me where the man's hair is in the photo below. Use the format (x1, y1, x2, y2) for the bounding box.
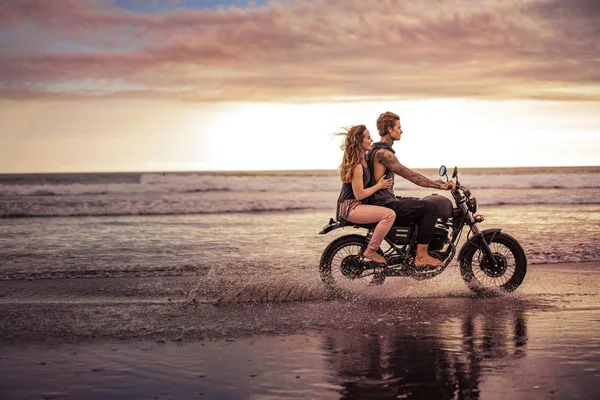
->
(376, 111, 399, 137)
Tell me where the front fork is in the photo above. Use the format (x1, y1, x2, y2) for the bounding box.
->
(459, 200, 498, 268)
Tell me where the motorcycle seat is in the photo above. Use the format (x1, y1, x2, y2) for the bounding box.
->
(338, 217, 414, 231)
(337, 217, 377, 229)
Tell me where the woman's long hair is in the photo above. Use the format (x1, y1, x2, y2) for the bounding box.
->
(337, 124, 367, 183)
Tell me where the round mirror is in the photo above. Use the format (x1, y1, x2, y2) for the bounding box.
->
(439, 165, 447, 177)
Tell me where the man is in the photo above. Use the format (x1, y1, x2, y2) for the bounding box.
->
(367, 111, 455, 268)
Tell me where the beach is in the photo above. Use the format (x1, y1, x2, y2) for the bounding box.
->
(1, 261, 599, 399)
(1, 168, 599, 399)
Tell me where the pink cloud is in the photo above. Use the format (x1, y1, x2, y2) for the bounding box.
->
(0, 0, 107, 27)
(1, 0, 599, 102)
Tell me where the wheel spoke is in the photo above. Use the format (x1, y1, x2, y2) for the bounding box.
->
(325, 240, 374, 290)
(470, 241, 518, 289)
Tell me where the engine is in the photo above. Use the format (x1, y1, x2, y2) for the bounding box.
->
(429, 227, 449, 251)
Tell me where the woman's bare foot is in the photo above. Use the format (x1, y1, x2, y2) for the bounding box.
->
(415, 255, 444, 268)
(363, 248, 387, 265)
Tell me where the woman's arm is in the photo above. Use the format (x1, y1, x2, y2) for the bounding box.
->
(351, 164, 392, 200)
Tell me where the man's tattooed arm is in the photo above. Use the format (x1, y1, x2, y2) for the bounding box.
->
(376, 150, 442, 189)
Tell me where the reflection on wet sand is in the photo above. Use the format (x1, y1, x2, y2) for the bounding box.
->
(323, 304, 528, 399)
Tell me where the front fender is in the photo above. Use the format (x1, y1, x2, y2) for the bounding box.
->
(457, 228, 502, 262)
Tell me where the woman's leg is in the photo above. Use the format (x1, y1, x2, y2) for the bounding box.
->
(346, 204, 396, 264)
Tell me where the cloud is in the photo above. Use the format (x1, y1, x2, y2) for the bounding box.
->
(1, 0, 599, 102)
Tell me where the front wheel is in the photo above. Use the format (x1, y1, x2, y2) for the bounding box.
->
(319, 234, 382, 289)
(460, 232, 527, 293)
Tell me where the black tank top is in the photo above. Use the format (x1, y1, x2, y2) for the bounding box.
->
(366, 142, 396, 205)
(336, 165, 370, 205)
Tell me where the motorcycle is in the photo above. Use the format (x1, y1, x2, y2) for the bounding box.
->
(318, 165, 527, 294)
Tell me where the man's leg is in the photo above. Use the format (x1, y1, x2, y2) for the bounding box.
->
(384, 199, 442, 267)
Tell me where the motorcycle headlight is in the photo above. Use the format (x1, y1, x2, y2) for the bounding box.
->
(469, 197, 478, 213)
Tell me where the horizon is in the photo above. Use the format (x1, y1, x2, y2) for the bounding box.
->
(2, 164, 599, 177)
(2, 1, 599, 173)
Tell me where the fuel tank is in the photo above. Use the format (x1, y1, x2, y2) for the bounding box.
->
(421, 194, 453, 218)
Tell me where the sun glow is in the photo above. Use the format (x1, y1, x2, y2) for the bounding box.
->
(1, 98, 599, 173)
(197, 98, 600, 171)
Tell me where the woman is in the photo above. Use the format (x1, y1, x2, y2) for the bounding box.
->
(337, 124, 396, 265)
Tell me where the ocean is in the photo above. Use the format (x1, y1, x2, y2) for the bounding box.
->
(1, 166, 599, 282)
(1, 166, 599, 217)
(1, 166, 599, 399)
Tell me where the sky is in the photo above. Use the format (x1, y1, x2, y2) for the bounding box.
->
(1, 0, 599, 173)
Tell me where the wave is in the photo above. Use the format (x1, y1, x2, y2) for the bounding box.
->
(0, 207, 313, 219)
(0, 194, 318, 217)
(2, 175, 599, 218)
(394, 173, 600, 191)
(1, 187, 232, 197)
(183, 188, 230, 193)
(2, 172, 599, 198)
(1, 197, 598, 218)
(0, 264, 202, 281)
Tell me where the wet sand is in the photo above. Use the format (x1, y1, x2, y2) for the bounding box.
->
(1, 262, 599, 399)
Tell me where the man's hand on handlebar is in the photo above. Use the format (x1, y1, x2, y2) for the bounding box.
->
(436, 179, 456, 192)
(444, 180, 456, 191)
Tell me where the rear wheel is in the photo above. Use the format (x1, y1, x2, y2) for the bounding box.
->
(319, 234, 383, 290)
(460, 232, 527, 293)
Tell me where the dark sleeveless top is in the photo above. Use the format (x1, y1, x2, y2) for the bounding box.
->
(336, 165, 370, 220)
(366, 142, 396, 205)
